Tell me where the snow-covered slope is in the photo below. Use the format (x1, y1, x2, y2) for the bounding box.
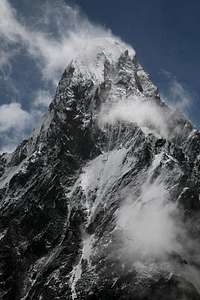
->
(0, 40, 200, 300)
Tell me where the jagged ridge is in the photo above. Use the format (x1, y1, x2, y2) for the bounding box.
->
(0, 41, 200, 300)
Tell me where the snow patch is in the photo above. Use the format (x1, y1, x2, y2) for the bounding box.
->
(0, 229, 7, 241)
(80, 147, 131, 223)
(70, 233, 95, 300)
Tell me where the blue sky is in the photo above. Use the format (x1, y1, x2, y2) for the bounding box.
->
(0, 0, 199, 151)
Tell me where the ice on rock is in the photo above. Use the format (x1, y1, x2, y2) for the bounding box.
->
(70, 233, 95, 300)
(0, 35, 200, 300)
(80, 147, 132, 223)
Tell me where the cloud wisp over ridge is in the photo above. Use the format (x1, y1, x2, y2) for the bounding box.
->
(0, 1, 194, 153)
(0, 0, 131, 85)
(99, 96, 170, 138)
(0, 0, 132, 152)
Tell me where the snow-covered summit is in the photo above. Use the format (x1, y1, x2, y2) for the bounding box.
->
(0, 38, 200, 300)
(57, 36, 135, 84)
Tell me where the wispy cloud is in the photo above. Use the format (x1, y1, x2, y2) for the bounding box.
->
(0, 0, 133, 152)
(116, 162, 200, 291)
(0, 102, 31, 133)
(117, 180, 183, 260)
(33, 89, 52, 108)
(0, 0, 131, 85)
(0, 49, 11, 70)
(0, 102, 34, 152)
(99, 96, 169, 138)
(168, 79, 191, 111)
(160, 69, 192, 113)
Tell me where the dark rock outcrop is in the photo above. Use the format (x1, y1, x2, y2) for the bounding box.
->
(0, 42, 200, 300)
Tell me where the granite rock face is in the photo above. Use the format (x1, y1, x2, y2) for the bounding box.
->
(0, 40, 200, 300)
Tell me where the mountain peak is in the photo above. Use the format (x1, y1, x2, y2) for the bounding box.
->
(5, 41, 194, 167)
(60, 37, 136, 84)
(0, 41, 200, 299)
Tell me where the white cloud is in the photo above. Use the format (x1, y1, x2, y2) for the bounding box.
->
(160, 70, 192, 113)
(0, 102, 34, 152)
(99, 96, 169, 138)
(33, 89, 52, 107)
(168, 79, 191, 111)
(0, 0, 134, 151)
(0, 102, 32, 133)
(117, 180, 183, 260)
(0, 48, 17, 81)
(116, 169, 200, 290)
(0, 49, 10, 68)
(0, 0, 133, 85)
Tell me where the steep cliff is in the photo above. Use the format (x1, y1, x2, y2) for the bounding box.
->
(0, 38, 200, 300)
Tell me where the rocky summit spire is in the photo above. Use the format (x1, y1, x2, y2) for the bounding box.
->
(0, 40, 200, 300)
